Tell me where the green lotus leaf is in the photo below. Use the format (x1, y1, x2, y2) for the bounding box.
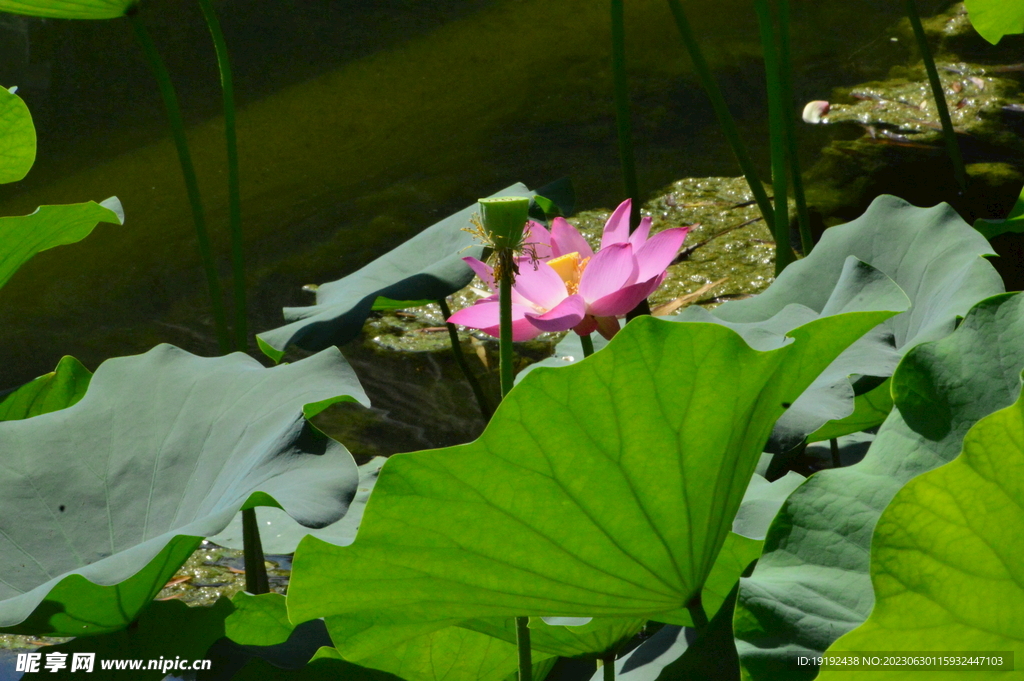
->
(735, 291, 1024, 680)
(208, 456, 385, 554)
(731, 473, 804, 542)
(30, 598, 233, 681)
(806, 377, 892, 443)
(286, 303, 901, 643)
(682, 196, 1001, 453)
(349, 621, 557, 681)
(228, 593, 296, 648)
(0, 344, 367, 636)
(0, 356, 91, 421)
(530, 250, 925, 455)
(461, 615, 645, 660)
(817, 382, 1024, 679)
(0, 85, 36, 183)
(964, 0, 1024, 44)
(0, 198, 123, 291)
(226, 594, 556, 681)
(256, 183, 535, 363)
(0, 0, 131, 19)
(975, 183, 1024, 239)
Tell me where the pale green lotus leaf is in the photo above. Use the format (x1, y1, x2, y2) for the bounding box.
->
(684, 196, 1001, 452)
(817, 381, 1024, 679)
(256, 183, 534, 362)
(806, 377, 892, 443)
(735, 292, 1024, 680)
(207, 457, 386, 554)
(0, 344, 366, 636)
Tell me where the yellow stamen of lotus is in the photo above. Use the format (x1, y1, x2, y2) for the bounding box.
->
(546, 252, 589, 295)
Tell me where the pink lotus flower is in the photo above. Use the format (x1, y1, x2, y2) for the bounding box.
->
(447, 199, 691, 341)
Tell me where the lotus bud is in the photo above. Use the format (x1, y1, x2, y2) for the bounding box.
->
(478, 196, 530, 250)
(802, 100, 830, 124)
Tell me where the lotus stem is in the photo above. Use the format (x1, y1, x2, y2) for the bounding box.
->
(580, 333, 596, 358)
(498, 249, 515, 399)
(754, 0, 795, 274)
(905, 0, 967, 194)
(664, 0, 775, 236)
(439, 298, 493, 420)
(686, 594, 709, 633)
(196, 0, 247, 352)
(127, 8, 230, 355)
(610, 0, 640, 231)
(774, 0, 813, 255)
(611, 0, 653, 321)
(602, 653, 617, 680)
(830, 437, 841, 468)
(516, 616, 532, 681)
(241, 508, 270, 594)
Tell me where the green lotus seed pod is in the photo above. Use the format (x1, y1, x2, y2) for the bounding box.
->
(479, 196, 530, 250)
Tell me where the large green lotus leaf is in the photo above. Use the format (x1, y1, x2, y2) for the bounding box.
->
(287, 302, 901, 639)
(0, 0, 130, 19)
(227, 593, 555, 681)
(352, 621, 557, 681)
(816, 386, 1024, 680)
(256, 183, 534, 363)
(734, 291, 1024, 680)
(0, 86, 36, 183)
(466, 531, 762, 661)
(30, 598, 233, 680)
(685, 196, 1001, 452)
(964, 0, 1024, 44)
(0, 198, 123, 291)
(208, 456, 385, 553)
(0, 344, 367, 636)
(0, 356, 91, 421)
(461, 616, 645, 659)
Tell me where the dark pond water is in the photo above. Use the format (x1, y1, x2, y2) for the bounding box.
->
(0, 0, 950, 401)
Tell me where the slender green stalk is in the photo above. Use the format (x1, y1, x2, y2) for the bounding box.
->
(610, 0, 640, 231)
(664, 0, 775, 235)
(830, 437, 841, 468)
(241, 508, 270, 594)
(196, 0, 247, 351)
(754, 0, 795, 274)
(128, 9, 230, 355)
(775, 0, 813, 255)
(439, 298, 493, 420)
(611, 0, 654, 321)
(602, 654, 617, 680)
(687, 595, 709, 633)
(516, 616, 532, 681)
(580, 333, 596, 358)
(905, 0, 967, 194)
(499, 250, 515, 399)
